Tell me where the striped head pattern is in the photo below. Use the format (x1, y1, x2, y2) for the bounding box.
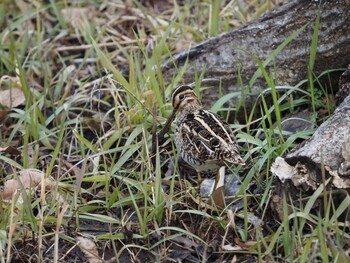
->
(171, 85, 201, 112)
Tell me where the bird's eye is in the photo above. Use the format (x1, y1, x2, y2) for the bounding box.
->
(179, 94, 185, 100)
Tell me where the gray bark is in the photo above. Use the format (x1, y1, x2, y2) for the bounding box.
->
(161, 0, 350, 108)
(284, 93, 350, 189)
(270, 67, 350, 189)
(269, 92, 350, 221)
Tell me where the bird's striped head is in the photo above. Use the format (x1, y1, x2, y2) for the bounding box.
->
(171, 85, 201, 112)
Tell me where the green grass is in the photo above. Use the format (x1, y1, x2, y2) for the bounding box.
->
(0, 1, 349, 262)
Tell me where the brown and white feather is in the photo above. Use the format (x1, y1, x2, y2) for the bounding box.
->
(171, 85, 245, 172)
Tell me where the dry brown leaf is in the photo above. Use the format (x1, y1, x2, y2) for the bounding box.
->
(210, 185, 225, 209)
(209, 166, 226, 208)
(0, 146, 21, 156)
(0, 88, 25, 109)
(0, 169, 54, 199)
(0, 110, 10, 119)
(75, 236, 101, 263)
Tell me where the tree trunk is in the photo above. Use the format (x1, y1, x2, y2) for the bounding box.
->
(271, 93, 350, 190)
(161, 0, 350, 108)
(269, 71, 350, 220)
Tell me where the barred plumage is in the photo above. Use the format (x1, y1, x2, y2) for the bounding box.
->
(171, 85, 245, 172)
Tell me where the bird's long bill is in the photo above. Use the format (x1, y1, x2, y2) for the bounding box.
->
(158, 110, 177, 139)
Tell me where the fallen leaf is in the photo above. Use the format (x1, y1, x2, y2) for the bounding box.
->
(209, 166, 226, 208)
(0, 146, 21, 156)
(76, 236, 101, 263)
(0, 169, 54, 199)
(0, 110, 10, 119)
(235, 212, 263, 226)
(211, 185, 225, 209)
(0, 88, 25, 109)
(221, 244, 244, 251)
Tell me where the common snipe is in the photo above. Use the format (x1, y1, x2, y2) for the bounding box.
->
(170, 85, 245, 173)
